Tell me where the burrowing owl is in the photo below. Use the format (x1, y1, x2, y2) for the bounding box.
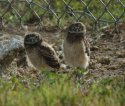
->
(63, 22, 90, 69)
(24, 32, 60, 71)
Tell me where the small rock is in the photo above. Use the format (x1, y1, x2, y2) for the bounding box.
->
(0, 34, 26, 73)
(90, 46, 99, 51)
(98, 57, 110, 65)
(116, 51, 125, 58)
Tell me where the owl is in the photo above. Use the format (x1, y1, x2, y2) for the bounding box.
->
(63, 22, 90, 69)
(24, 32, 60, 71)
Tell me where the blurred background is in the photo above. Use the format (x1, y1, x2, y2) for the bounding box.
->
(0, 0, 125, 30)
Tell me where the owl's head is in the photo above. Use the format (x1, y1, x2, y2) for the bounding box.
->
(68, 22, 86, 35)
(24, 32, 42, 46)
(67, 22, 86, 43)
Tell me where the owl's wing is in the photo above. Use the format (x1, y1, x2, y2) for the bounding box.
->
(38, 42, 60, 69)
(84, 36, 90, 56)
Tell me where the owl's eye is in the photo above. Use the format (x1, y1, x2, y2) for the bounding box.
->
(35, 36, 38, 39)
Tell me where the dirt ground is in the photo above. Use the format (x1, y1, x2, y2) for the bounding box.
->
(0, 24, 125, 85)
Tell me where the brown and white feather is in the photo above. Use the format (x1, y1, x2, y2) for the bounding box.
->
(63, 22, 90, 69)
(24, 33, 60, 71)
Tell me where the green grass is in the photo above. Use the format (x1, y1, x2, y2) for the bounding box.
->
(0, 71, 125, 106)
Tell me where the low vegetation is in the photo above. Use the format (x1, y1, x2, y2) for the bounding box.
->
(0, 71, 125, 106)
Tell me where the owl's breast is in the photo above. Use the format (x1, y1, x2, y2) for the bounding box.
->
(26, 48, 47, 70)
(63, 39, 89, 68)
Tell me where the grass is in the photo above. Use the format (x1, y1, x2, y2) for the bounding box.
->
(0, 71, 125, 106)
